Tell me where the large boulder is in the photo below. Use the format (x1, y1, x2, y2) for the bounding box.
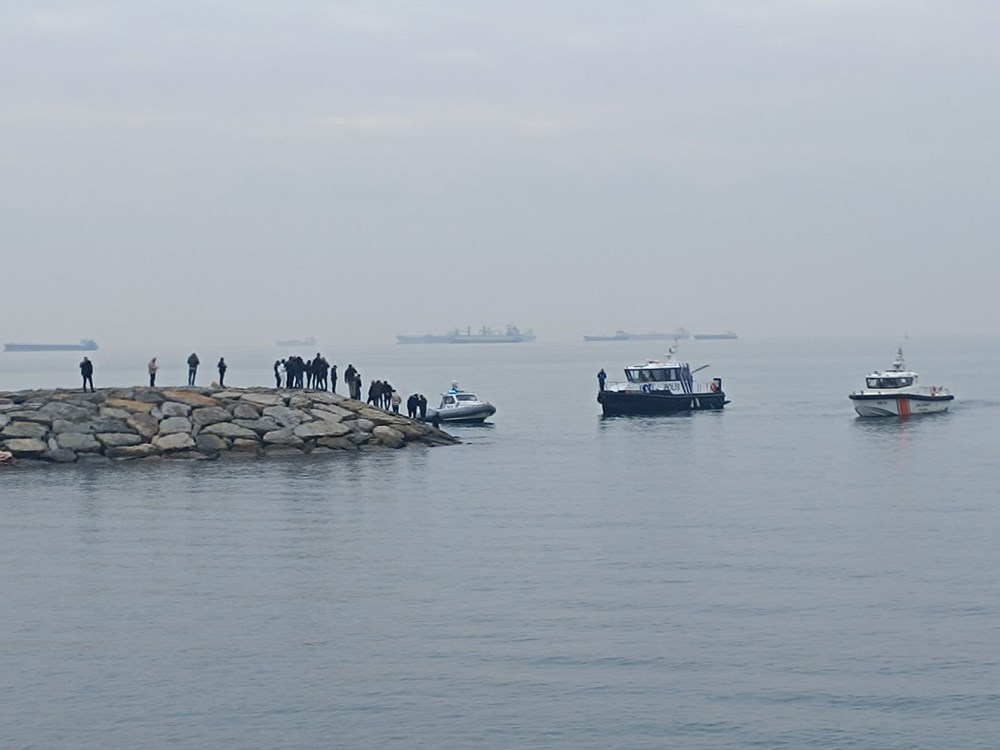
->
(153, 433, 196, 452)
(160, 402, 191, 417)
(232, 403, 261, 419)
(38, 402, 96, 421)
(106, 443, 159, 460)
(191, 407, 232, 428)
(1, 422, 48, 440)
(201, 422, 259, 440)
(158, 417, 192, 435)
(42, 448, 78, 463)
(293, 421, 351, 440)
(51, 419, 92, 434)
(161, 390, 221, 408)
(262, 428, 305, 447)
(234, 417, 282, 434)
(241, 392, 286, 408)
(104, 398, 154, 414)
(3, 438, 48, 456)
(372, 425, 405, 448)
(126, 413, 160, 440)
(262, 405, 309, 427)
(89, 419, 133, 434)
(96, 433, 144, 448)
(56, 432, 102, 452)
(195, 434, 227, 455)
(311, 403, 354, 420)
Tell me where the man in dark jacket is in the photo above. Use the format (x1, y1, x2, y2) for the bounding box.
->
(80, 357, 94, 393)
(187, 353, 200, 386)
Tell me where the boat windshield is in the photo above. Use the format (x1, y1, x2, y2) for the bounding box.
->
(867, 377, 913, 388)
(626, 368, 678, 382)
(456, 394, 478, 402)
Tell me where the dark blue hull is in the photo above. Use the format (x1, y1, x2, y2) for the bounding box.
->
(598, 390, 728, 416)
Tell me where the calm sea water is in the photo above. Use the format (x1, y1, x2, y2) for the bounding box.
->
(2, 338, 998, 749)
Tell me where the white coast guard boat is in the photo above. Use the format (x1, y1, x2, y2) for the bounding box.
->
(424, 382, 496, 424)
(849, 348, 954, 417)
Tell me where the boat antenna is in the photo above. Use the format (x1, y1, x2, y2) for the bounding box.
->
(892, 347, 905, 371)
(665, 342, 678, 360)
(691, 364, 710, 374)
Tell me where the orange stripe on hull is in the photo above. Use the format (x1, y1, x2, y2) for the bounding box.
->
(898, 397, 910, 417)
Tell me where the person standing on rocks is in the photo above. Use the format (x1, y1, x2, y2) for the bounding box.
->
(390, 390, 401, 414)
(187, 352, 200, 386)
(148, 357, 159, 387)
(80, 356, 94, 393)
(217, 357, 228, 387)
(343, 364, 356, 397)
(354, 372, 363, 401)
(330, 364, 338, 393)
(418, 394, 428, 421)
(274, 360, 282, 388)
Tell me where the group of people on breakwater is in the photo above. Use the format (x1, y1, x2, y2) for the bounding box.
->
(79, 354, 229, 392)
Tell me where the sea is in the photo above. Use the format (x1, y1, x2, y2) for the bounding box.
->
(1, 337, 998, 749)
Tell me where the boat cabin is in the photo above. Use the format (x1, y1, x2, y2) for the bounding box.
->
(625, 361, 688, 384)
(865, 372, 917, 389)
(441, 392, 481, 407)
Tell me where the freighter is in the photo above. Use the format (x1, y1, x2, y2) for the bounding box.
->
(396, 325, 536, 344)
(4, 339, 98, 352)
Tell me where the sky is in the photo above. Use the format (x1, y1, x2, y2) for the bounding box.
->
(2, 0, 999, 347)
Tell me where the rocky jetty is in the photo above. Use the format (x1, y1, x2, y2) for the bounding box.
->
(0, 386, 458, 465)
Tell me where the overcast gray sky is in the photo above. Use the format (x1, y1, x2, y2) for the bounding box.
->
(2, 1, 998, 347)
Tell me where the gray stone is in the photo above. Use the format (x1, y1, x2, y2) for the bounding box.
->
(2, 438, 48, 456)
(158, 417, 192, 435)
(0, 415, 8, 429)
(99, 407, 132, 420)
(134, 390, 166, 404)
(4, 411, 52, 425)
(153, 433, 196, 452)
(309, 409, 343, 424)
(293, 421, 351, 439)
(103, 398, 154, 414)
(160, 390, 221, 408)
(311, 403, 354, 419)
(106, 443, 159, 460)
(233, 417, 282, 434)
(288, 393, 313, 409)
(191, 407, 232, 428)
(96, 433, 144, 448)
(56, 432, 102, 452)
(231, 438, 262, 453)
(38, 402, 96, 421)
(348, 431, 372, 445)
(160, 402, 191, 417)
(126, 413, 159, 440)
(89, 419, 132, 434)
(372, 425, 405, 448)
(1, 422, 48, 440)
(352, 418, 375, 433)
(42, 448, 78, 463)
(52, 418, 91, 434)
(212, 391, 245, 401)
(262, 428, 305, 447)
(195, 434, 227, 454)
(241, 392, 286, 408)
(309, 391, 347, 405)
(317, 436, 358, 451)
(201, 422, 259, 440)
(233, 403, 260, 419)
(262, 405, 309, 427)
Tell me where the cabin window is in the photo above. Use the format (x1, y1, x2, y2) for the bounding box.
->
(626, 369, 640, 382)
(867, 378, 878, 388)
(456, 394, 477, 401)
(443, 396, 455, 405)
(900, 377, 913, 386)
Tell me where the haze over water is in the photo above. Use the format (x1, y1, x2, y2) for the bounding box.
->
(1, 337, 998, 748)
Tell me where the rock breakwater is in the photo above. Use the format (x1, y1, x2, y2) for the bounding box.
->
(0, 386, 458, 465)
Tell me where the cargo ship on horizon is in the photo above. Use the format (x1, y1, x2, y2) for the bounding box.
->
(584, 328, 690, 342)
(397, 325, 536, 344)
(4, 339, 98, 352)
